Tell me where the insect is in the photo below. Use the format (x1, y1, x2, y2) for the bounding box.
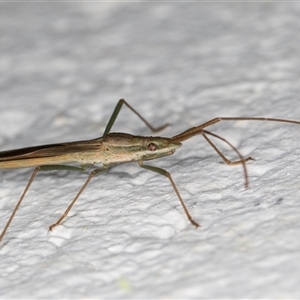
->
(1, 99, 300, 243)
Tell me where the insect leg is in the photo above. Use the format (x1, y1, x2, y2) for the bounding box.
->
(0, 164, 85, 243)
(49, 166, 108, 231)
(138, 161, 199, 228)
(103, 99, 169, 136)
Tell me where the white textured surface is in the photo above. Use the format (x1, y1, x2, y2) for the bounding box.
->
(1, 3, 300, 299)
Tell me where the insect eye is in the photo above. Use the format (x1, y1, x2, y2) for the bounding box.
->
(147, 142, 157, 151)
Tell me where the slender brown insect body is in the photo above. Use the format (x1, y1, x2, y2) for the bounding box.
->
(1, 99, 300, 243)
(0, 133, 180, 168)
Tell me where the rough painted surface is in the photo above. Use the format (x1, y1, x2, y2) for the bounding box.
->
(1, 3, 300, 298)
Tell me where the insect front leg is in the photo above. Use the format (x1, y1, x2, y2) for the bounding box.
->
(138, 161, 199, 228)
